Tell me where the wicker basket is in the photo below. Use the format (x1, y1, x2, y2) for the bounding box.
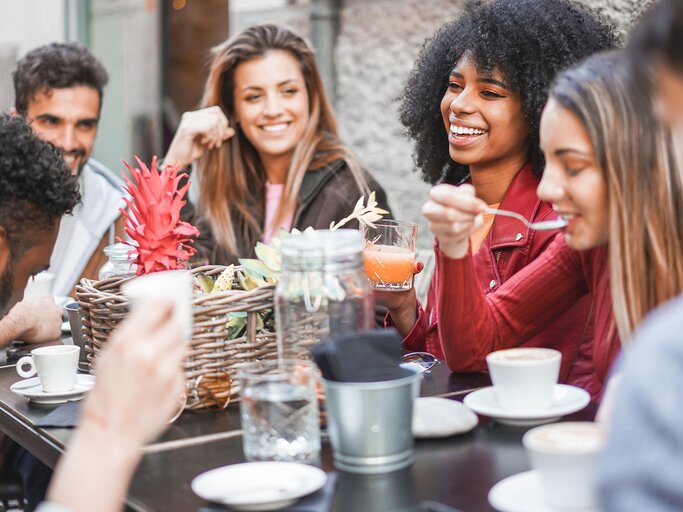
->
(75, 265, 277, 410)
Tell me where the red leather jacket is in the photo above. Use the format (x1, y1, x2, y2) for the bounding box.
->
(399, 163, 595, 386)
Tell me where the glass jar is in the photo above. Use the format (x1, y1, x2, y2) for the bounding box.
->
(275, 229, 374, 360)
(98, 242, 138, 280)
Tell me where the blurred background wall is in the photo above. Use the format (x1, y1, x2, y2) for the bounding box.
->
(0, 0, 648, 248)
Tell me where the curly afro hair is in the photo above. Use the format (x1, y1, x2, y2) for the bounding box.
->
(13, 42, 108, 116)
(0, 114, 80, 255)
(399, 0, 618, 185)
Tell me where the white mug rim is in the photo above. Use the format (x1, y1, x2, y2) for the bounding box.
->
(30, 345, 80, 356)
(523, 421, 605, 456)
(486, 348, 561, 367)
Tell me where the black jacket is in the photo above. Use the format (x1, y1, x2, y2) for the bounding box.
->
(188, 159, 392, 265)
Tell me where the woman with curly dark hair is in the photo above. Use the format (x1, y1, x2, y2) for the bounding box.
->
(384, 0, 617, 392)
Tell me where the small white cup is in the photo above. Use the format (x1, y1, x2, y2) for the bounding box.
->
(486, 348, 561, 411)
(121, 270, 193, 340)
(523, 421, 605, 509)
(23, 271, 54, 298)
(16, 345, 80, 393)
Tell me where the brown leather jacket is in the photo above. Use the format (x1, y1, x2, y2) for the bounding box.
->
(188, 159, 392, 265)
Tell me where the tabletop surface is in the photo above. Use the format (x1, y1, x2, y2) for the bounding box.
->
(0, 359, 596, 512)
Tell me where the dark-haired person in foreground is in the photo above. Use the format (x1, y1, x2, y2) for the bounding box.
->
(0, 117, 79, 316)
(4, 42, 127, 510)
(0, 114, 186, 512)
(382, 0, 617, 396)
(599, 2, 683, 510)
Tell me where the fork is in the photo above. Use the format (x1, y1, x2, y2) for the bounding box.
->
(484, 207, 567, 231)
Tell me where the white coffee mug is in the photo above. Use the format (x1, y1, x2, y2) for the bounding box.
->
(23, 271, 54, 298)
(121, 270, 193, 340)
(486, 347, 561, 411)
(523, 421, 605, 509)
(16, 345, 80, 393)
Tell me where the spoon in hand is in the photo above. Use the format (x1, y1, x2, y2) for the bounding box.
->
(484, 207, 568, 231)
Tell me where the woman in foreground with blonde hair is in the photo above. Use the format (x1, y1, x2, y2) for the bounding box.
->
(422, 49, 683, 400)
(165, 23, 389, 263)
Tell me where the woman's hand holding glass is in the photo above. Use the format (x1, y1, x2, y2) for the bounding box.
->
(165, 106, 235, 169)
(422, 183, 487, 259)
(373, 261, 423, 338)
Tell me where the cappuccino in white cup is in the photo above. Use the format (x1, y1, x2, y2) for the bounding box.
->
(486, 348, 561, 411)
(523, 421, 605, 509)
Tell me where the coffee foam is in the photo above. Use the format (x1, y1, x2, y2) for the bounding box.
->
(526, 423, 604, 453)
(488, 348, 559, 363)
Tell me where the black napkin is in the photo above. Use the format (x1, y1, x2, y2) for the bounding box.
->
(35, 400, 81, 428)
(310, 329, 411, 382)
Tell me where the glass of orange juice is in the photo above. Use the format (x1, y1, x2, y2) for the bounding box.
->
(362, 220, 418, 291)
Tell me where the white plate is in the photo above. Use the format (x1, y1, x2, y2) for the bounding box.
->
(488, 470, 599, 512)
(412, 397, 478, 438)
(10, 374, 95, 405)
(192, 461, 327, 511)
(463, 385, 590, 426)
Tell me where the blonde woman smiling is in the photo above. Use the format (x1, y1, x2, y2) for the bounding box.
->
(165, 24, 389, 263)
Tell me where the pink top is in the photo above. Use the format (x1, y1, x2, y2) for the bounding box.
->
(262, 183, 294, 243)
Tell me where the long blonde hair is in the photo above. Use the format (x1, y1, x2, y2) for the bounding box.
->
(198, 23, 368, 255)
(550, 50, 683, 343)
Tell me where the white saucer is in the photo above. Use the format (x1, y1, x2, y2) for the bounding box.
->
(192, 461, 327, 511)
(11, 375, 95, 405)
(412, 397, 478, 438)
(463, 384, 590, 426)
(489, 470, 599, 512)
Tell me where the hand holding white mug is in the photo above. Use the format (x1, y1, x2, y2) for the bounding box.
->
(421, 184, 487, 259)
(81, 299, 187, 449)
(164, 106, 235, 169)
(47, 300, 187, 512)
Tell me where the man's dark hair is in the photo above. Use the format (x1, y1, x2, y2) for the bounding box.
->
(629, 0, 683, 75)
(13, 42, 109, 116)
(399, 0, 618, 185)
(0, 115, 80, 256)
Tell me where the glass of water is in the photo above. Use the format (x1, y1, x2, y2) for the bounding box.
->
(238, 359, 321, 462)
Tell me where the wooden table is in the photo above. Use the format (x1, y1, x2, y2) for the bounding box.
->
(0, 360, 595, 511)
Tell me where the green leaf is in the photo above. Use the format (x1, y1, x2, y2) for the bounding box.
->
(195, 272, 215, 293)
(238, 258, 278, 280)
(226, 316, 247, 339)
(254, 242, 281, 272)
(237, 270, 269, 290)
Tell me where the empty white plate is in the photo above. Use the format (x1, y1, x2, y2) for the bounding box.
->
(488, 470, 599, 512)
(463, 384, 590, 426)
(11, 374, 95, 405)
(412, 397, 478, 438)
(192, 461, 327, 511)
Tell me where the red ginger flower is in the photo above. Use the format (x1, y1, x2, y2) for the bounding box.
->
(120, 156, 199, 275)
